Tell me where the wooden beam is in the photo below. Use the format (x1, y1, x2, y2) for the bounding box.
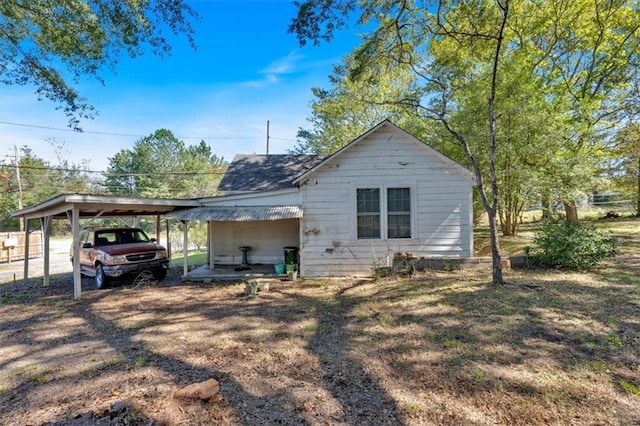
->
(41, 216, 52, 287)
(23, 219, 30, 280)
(208, 221, 215, 270)
(166, 219, 172, 260)
(182, 220, 189, 278)
(71, 207, 81, 300)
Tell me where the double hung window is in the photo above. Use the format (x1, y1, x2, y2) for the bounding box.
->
(356, 187, 412, 239)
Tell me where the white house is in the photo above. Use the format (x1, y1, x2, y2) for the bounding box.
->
(171, 120, 476, 278)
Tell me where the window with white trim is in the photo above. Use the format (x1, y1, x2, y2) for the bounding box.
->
(356, 187, 412, 240)
(387, 187, 411, 238)
(357, 188, 381, 239)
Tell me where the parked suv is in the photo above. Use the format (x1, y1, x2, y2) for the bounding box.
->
(70, 227, 169, 289)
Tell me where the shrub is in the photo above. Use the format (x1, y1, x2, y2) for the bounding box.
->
(532, 219, 617, 270)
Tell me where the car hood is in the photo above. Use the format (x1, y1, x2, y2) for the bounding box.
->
(99, 242, 166, 256)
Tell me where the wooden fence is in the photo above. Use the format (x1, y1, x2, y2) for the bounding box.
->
(0, 231, 43, 263)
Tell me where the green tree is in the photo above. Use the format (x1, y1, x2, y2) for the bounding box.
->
(0, 163, 19, 230)
(104, 129, 225, 198)
(447, 55, 564, 236)
(290, 0, 640, 284)
(0, 0, 197, 128)
(607, 122, 640, 216)
(294, 56, 436, 154)
(0, 145, 96, 230)
(608, 75, 640, 217)
(183, 141, 227, 198)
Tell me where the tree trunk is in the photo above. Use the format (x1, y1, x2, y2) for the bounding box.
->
(541, 197, 552, 220)
(14, 146, 24, 232)
(486, 0, 509, 285)
(433, 0, 509, 286)
(487, 207, 504, 284)
(636, 157, 640, 217)
(563, 199, 580, 224)
(499, 196, 524, 237)
(501, 214, 513, 236)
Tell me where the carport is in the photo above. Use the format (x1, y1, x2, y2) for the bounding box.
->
(11, 193, 199, 299)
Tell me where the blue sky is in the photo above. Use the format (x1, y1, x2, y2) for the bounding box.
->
(0, 0, 361, 171)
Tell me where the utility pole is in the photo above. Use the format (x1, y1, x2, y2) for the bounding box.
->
(13, 145, 24, 231)
(266, 120, 270, 155)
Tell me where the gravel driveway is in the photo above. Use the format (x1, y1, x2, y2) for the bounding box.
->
(0, 238, 72, 284)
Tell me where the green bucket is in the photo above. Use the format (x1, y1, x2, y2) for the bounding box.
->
(274, 263, 285, 274)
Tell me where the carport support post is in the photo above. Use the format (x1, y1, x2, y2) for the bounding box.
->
(23, 219, 30, 280)
(41, 216, 52, 287)
(208, 221, 214, 270)
(182, 220, 189, 278)
(166, 219, 172, 261)
(166, 219, 172, 259)
(71, 208, 81, 300)
(155, 215, 161, 242)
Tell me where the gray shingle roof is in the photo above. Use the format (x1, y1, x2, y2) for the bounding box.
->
(218, 154, 327, 192)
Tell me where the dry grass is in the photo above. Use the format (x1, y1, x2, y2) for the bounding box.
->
(0, 218, 638, 425)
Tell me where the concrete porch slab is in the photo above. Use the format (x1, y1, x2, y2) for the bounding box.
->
(185, 264, 288, 282)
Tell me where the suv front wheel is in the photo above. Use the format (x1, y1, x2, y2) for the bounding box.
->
(95, 264, 109, 289)
(153, 268, 167, 280)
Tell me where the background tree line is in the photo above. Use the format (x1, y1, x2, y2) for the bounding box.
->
(0, 130, 226, 231)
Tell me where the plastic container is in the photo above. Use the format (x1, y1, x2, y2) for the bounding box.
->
(284, 246, 298, 265)
(274, 263, 285, 274)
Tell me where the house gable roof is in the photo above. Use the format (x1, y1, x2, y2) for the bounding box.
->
(218, 154, 327, 193)
(218, 120, 475, 194)
(292, 119, 476, 185)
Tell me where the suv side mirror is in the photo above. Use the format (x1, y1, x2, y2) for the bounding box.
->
(82, 242, 93, 249)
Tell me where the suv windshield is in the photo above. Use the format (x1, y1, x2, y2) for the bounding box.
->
(96, 229, 150, 245)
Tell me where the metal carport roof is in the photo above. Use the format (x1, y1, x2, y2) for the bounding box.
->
(166, 205, 303, 221)
(11, 193, 200, 299)
(11, 193, 200, 220)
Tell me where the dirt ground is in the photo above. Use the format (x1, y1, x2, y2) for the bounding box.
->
(1, 223, 639, 425)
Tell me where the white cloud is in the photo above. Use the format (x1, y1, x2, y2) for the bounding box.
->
(261, 50, 304, 75)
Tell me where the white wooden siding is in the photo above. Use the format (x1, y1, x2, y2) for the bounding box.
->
(300, 126, 473, 277)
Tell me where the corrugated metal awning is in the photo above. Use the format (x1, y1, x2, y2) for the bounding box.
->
(167, 205, 303, 221)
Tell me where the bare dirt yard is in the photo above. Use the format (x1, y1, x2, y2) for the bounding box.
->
(1, 221, 639, 425)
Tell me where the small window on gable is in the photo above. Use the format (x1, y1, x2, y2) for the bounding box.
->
(357, 188, 381, 239)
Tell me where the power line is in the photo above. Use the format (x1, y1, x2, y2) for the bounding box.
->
(1, 162, 317, 178)
(0, 120, 297, 142)
(0, 163, 229, 176)
(1, 121, 144, 138)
